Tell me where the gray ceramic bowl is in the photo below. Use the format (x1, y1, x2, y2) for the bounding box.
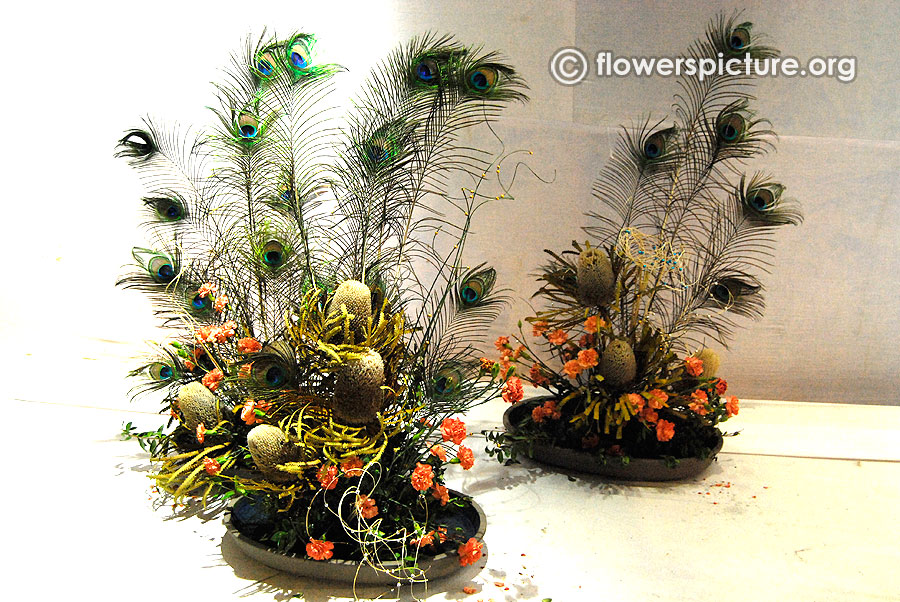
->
(503, 400, 723, 481)
(225, 490, 486, 584)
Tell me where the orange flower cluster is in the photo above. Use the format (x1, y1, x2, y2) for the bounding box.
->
(240, 399, 271, 425)
(317, 464, 339, 490)
(440, 417, 467, 445)
(341, 456, 364, 477)
(195, 321, 238, 345)
(456, 445, 475, 470)
(529, 363, 550, 387)
(725, 395, 740, 417)
(306, 538, 334, 561)
(432, 483, 450, 506)
(430, 444, 447, 461)
(197, 282, 218, 298)
(457, 537, 484, 567)
(502, 377, 524, 403)
(684, 356, 704, 377)
(531, 399, 561, 423)
(356, 495, 379, 519)
(410, 462, 434, 491)
(214, 294, 229, 313)
(547, 329, 568, 346)
(203, 456, 221, 475)
(689, 389, 709, 415)
(237, 337, 262, 354)
(656, 419, 675, 442)
(202, 368, 224, 391)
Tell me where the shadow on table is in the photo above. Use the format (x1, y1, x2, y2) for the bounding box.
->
(218, 535, 490, 601)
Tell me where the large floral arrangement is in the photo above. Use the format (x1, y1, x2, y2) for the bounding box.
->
(117, 30, 527, 581)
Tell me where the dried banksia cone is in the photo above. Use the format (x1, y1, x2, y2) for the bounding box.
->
(333, 349, 385, 426)
(177, 382, 221, 431)
(599, 339, 637, 388)
(247, 424, 296, 482)
(696, 348, 720, 379)
(328, 279, 372, 343)
(576, 247, 614, 306)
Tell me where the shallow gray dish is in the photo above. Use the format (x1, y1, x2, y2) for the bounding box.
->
(224, 490, 486, 585)
(503, 401, 723, 481)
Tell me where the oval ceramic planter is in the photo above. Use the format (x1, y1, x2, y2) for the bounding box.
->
(503, 401, 723, 481)
(225, 491, 486, 584)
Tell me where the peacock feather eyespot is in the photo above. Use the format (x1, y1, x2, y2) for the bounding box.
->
(411, 55, 443, 87)
(149, 362, 176, 381)
(728, 23, 752, 53)
(748, 187, 776, 211)
(711, 282, 732, 304)
(236, 112, 260, 140)
(465, 65, 498, 93)
(251, 357, 291, 389)
(190, 292, 212, 313)
(458, 266, 496, 308)
(145, 197, 185, 222)
(253, 48, 279, 78)
(116, 129, 157, 160)
(148, 255, 177, 283)
(432, 364, 463, 397)
(716, 111, 746, 143)
(286, 35, 312, 73)
(260, 239, 287, 269)
(641, 127, 676, 162)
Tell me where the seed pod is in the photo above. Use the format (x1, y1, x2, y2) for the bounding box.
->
(327, 280, 372, 343)
(599, 339, 637, 388)
(177, 382, 221, 431)
(576, 248, 614, 307)
(247, 424, 297, 482)
(333, 349, 385, 426)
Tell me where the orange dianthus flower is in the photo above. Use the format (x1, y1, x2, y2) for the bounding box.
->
(584, 315, 601, 333)
(432, 483, 450, 506)
(457, 537, 483, 567)
(203, 456, 221, 475)
(430, 444, 447, 462)
(214, 294, 229, 313)
(457, 445, 475, 470)
(202, 368, 224, 391)
(531, 320, 549, 336)
(306, 538, 334, 561)
(563, 359, 583, 379)
(689, 389, 709, 415)
(640, 407, 659, 423)
(411, 462, 434, 491)
(317, 464, 339, 490)
(240, 400, 263, 425)
(341, 456, 364, 477)
(656, 419, 675, 442)
(577, 348, 599, 369)
(479, 357, 495, 372)
(440, 417, 467, 445)
(237, 337, 262, 354)
(647, 389, 669, 409)
(198, 282, 218, 298)
(196, 422, 206, 444)
(725, 395, 740, 417)
(684, 356, 704, 377)
(547, 329, 568, 346)
(356, 495, 379, 519)
(715, 378, 728, 395)
(494, 336, 510, 351)
(529, 363, 549, 387)
(625, 392, 645, 412)
(502, 377, 524, 403)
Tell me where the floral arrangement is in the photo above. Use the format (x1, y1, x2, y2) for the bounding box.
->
(486, 14, 800, 469)
(116, 30, 528, 582)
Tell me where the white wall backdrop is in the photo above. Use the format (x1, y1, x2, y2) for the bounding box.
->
(1, 0, 896, 404)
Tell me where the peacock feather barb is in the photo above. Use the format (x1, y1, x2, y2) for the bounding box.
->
(583, 13, 800, 350)
(116, 31, 527, 568)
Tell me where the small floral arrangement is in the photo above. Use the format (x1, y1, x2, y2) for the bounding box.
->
(485, 243, 739, 467)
